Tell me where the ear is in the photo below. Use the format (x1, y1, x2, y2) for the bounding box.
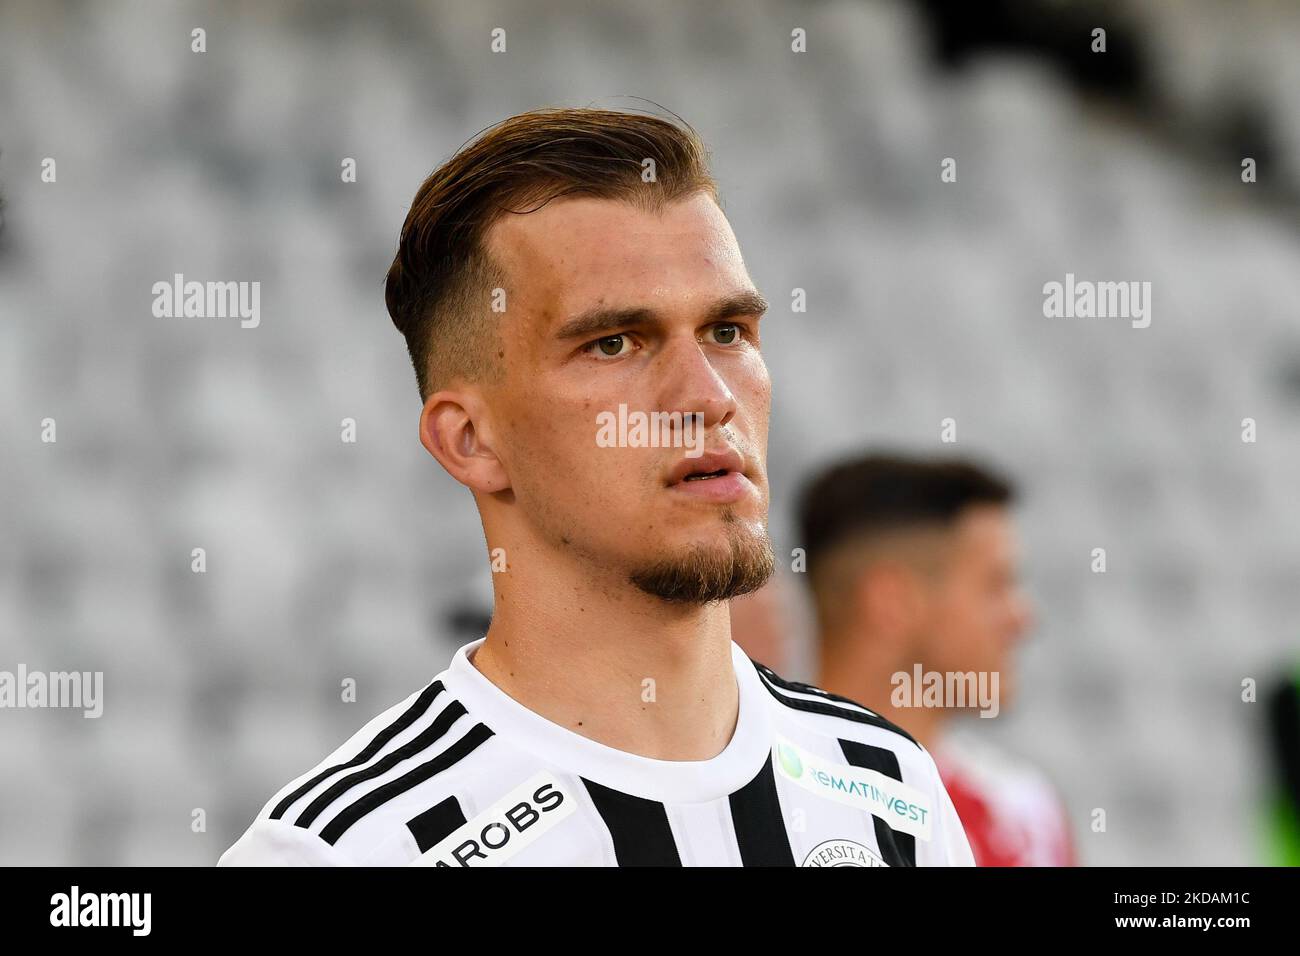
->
(418, 390, 511, 494)
(857, 561, 924, 638)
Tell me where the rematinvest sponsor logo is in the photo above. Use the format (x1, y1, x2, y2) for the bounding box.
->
(773, 736, 932, 841)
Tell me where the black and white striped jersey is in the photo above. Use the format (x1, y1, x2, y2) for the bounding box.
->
(218, 638, 975, 867)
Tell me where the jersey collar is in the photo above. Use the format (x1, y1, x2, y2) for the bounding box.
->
(444, 637, 774, 804)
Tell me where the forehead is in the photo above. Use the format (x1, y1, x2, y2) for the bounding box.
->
(482, 191, 748, 324)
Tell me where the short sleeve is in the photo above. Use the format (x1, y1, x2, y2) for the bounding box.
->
(217, 818, 355, 867)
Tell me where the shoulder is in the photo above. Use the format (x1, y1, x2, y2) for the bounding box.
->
(747, 657, 923, 752)
(938, 731, 1069, 816)
(218, 673, 496, 867)
(744, 657, 975, 866)
(935, 731, 1073, 865)
(745, 656, 943, 792)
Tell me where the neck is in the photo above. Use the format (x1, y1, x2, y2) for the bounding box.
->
(470, 526, 740, 761)
(816, 626, 949, 753)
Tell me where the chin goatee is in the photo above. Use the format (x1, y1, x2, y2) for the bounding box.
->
(628, 519, 775, 605)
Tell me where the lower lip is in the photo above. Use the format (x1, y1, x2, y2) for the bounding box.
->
(668, 472, 753, 503)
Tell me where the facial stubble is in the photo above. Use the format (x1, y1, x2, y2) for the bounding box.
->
(628, 507, 776, 604)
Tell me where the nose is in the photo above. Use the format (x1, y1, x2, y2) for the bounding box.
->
(658, 335, 739, 431)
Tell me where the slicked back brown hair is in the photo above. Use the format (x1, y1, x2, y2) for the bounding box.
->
(384, 107, 720, 401)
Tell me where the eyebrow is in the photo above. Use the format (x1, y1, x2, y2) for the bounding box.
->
(554, 289, 770, 341)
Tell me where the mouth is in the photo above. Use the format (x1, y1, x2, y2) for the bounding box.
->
(665, 448, 754, 504)
(668, 469, 753, 504)
(665, 448, 746, 487)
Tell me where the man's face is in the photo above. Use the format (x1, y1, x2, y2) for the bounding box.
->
(918, 505, 1033, 706)
(480, 190, 774, 602)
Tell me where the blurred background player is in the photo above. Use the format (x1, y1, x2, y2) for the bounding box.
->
(728, 568, 799, 676)
(796, 453, 1075, 866)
